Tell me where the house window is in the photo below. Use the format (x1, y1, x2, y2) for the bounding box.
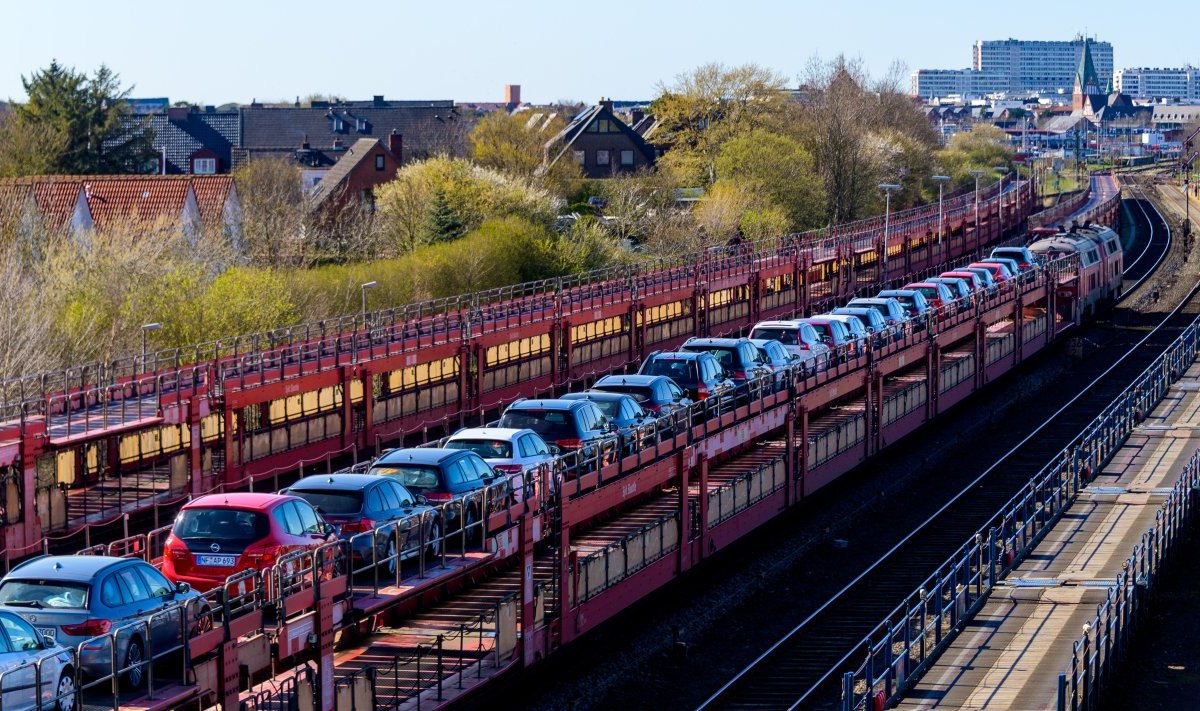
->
(596, 150, 611, 166)
(193, 157, 217, 174)
(375, 154, 385, 171)
(574, 150, 586, 164)
(620, 150, 634, 166)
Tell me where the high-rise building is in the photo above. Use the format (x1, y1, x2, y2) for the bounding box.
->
(1114, 67, 1200, 101)
(972, 36, 1113, 95)
(910, 69, 1009, 100)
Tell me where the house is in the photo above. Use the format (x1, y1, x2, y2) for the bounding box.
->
(0, 175, 240, 243)
(235, 97, 464, 168)
(147, 106, 241, 175)
(308, 136, 402, 214)
(543, 100, 657, 178)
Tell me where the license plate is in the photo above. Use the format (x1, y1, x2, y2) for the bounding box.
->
(37, 627, 55, 641)
(195, 554, 237, 567)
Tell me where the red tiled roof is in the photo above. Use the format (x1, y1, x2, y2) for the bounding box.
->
(190, 175, 235, 225)
(80, 176, 192, 231)
(32, 181, 84, 231)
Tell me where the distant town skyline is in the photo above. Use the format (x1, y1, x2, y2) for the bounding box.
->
(1, 0, 1197, 105)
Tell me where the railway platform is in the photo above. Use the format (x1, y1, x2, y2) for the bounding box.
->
(896, 362, 1200, 710)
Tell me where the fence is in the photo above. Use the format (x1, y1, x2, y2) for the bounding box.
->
(834, 312, 1200, 710)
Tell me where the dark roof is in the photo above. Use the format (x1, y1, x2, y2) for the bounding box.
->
(309, 137, 397, 209)
(504, 398, 593, 412)
(289, 473, 382, 491)
(544, 103, 657, 169)
(1075, 41, 1101, 95)
(147, 111, 240, 174)
(375, 448, 465, 466)
(9, 555, 132, 581)
(594, 374, 668, 387)
(239, 102, 461, 162)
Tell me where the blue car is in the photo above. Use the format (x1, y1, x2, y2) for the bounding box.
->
(283, 474, 441, 572)
(0, 556, 207, 691)
(366, 448, 505, 534)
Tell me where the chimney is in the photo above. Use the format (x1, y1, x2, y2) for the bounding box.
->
(631, 109, 645, 125)
(373, 95, 385, 106)
(167, 106, 189, 123)
(388, 130, 403, 163)
(301, 134, 310, 150)
(600, 97, 614, 113)
(504, 84, 521, 106)
(333, 138, 344, 149)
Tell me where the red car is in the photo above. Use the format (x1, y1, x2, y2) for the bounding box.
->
(161, 493, 336, 592)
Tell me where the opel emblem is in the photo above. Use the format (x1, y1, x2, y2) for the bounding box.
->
(27, 614, 36, 623)
(210, 542, 221, 553)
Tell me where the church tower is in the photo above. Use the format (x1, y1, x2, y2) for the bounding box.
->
(1072, 39, 1104, 114)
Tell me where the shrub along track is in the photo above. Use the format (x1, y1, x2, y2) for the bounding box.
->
(471, 193, 1195, 711)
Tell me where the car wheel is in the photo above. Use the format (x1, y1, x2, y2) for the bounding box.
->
(190, 604, 213, 637)
(55, 666, 76, 711)
(463, 506, 480, 545)
(121, 636, 147, 691)
(386, 535, 400, 575)
(426, 521, 442, 559)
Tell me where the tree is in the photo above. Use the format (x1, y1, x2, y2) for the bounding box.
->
(14, 61, 156, 174)
(935, 125, 1014, 187)
(470, 111, 578, 194)
(232, 156, 308, 266)
(714, 130, 826, 230)
(425, 188, 466, 242)
(0, 112, 65, 177)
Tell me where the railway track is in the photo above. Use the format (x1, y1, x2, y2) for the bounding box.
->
(699, 193, 1193, 710)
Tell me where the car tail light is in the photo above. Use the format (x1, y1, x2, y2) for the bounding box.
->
(799, 343, 810, 350)
(63, 619, 112, 637)
(556, 438, 583, 449)
(340, 519, 377, 534)
(244, 548, 279, 569)
(423, 492, 454, 503)
(492, 464, 524, 474)
(695, 384, 710, 400)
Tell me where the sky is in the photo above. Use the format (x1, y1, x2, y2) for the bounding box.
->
(1, 0, 1196, 105)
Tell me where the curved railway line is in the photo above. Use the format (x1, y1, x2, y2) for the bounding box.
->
(697, 189, 1194, 710)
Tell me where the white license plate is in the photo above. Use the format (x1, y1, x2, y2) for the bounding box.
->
(36, 627, 55, 641)
(195, 554, 237, 567)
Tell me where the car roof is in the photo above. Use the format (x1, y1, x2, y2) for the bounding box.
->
(8, 555, 136, 582)
(374, 447, 464, 466)
(448, 427, 530, 441)
(849, 297, 894, 304)
(185, 492, 293, 511)
(504, 398, 593, 411)
(747, 338, 783, 348)
(646, 351, 704, 361)
(684, 337, 747, 347)
(562, 391, 635, 404)
(752, 321, 802, 328)
(879, 289, 919, 296)
(289, 473, 383, 491)
(800, 316, 837, 324)
(594, 374, 665, 387)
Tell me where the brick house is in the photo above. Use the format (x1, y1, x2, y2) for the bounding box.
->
(308, 136, 403, 214)
(544, 100, 657, 178)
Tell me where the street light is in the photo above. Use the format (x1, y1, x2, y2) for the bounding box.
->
(932, 175, 951, 245)
(360, 281, 378, 321)
(141, 323, 161, 373)
(993, 166, 1010, 222)
(969, 169, 985, 235)
(879, 183, 901, 278)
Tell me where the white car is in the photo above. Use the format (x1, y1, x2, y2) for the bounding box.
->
(444, 428, 559, 500)
(748, 320, 832, 373)
(0, 610, 75, 711)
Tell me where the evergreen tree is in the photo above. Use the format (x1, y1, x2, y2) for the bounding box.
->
(425, 188, 465, 243)
(13, 60, 156, 174)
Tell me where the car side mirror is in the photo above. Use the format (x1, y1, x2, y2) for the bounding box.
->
(415, 494, 430, 506)
(174, 581, 191, 596)
(322, 522, 336, 536)
(548, 445, 562, 456)
(43, 635, 57, 649)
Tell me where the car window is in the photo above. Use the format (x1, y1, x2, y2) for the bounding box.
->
(274, 502, 305, 536)
(370, 464, 442, 492)
(469, 456, 494, 481)
(531, 435, 550, 455)
(174, 508, 270, 547)
(138, 565, 174, 599)
(447, 460, 472, 485)
(378, 483, 402, 511)
(388, 481, 414, 507)
(294, 501, 324, 534)
(642, 358, 698, 385)
(366, 487, 386, 514)
(667, 381, 685, 399)
(517, 435, 536, 458)
(497, 409, 576, 441)
(117, 566, 152, 604)
(101, 576, 124, 607)
(576, 406, 595, 432)
(1, 615, 40, 651)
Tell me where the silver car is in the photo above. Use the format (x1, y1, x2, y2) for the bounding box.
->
(0, 556, 207, 691)
(0, 610, 74, 711)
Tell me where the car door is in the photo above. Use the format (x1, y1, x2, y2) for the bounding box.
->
(0, 617, 31, 711)
(134, 564, 183, 654)
(0, 614, 61, 711)
(377, 482, 413, 555)
(112, 565, 158, 662)
(293, 501, 329, 553)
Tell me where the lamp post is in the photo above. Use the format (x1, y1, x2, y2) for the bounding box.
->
(879, 183, 901, 279)
(360, 281, 378, 323)
(141, 323, 161, 373)
(970, 169, 985, 236)
(932, 175, 951, 246)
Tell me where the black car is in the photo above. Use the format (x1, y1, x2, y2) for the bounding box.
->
(283, 473, 441, 571)
(560, 391, 658, 450)
(590, 374, 693, 415)
(638, 351, 734, 404)
(496, 398, 619, 467)
(680, 337, 774, 385)
(366, 448, 504, 534)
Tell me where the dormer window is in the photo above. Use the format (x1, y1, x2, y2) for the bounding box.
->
(193, 157, 217, 174)
(356, 118, 368, 133)
(332, 117, 345, 133)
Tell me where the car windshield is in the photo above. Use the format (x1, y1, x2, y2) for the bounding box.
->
(288, 490, 363, 516)
(911, 287, 938, 301)
(497, 409, 577, 440)
(583, 400, 619, 418)
(445, 439, 514, 459)
(688, 347, 735, 370)
(749, 328, 797, 345)
(0, 580, 90, 609)
(370, 464, 443, 491)
(809, 324, 833, 340)
(174, 508, 269, 545)
(642, 358, 698, 385)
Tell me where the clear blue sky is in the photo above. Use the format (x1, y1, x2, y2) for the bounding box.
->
(2, 0, 1195, 105)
